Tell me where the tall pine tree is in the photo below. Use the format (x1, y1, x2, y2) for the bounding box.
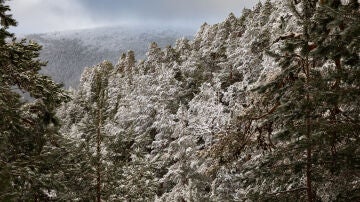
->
(244, 0, 360, 201)
(209, 0, 359, 201)
(0, 0, 70, 200)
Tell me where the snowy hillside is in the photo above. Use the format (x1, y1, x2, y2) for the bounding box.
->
(56, 0, 360, 201)
(27, 25, 195, 88)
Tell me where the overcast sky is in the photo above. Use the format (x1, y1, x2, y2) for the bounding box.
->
(8, 0, 259, 34)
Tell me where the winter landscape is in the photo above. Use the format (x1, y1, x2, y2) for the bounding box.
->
(27, 26, 195, 88)
(1, 0, 359, 201)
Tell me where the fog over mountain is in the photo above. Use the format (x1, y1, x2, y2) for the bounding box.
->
(27, 25, 195, 88)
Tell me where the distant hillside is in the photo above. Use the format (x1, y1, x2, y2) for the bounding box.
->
(27, 25, 195, 88)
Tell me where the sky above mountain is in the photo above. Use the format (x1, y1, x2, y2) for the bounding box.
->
(8, 0, 259, 34)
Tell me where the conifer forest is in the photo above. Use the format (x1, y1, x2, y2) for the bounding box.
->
(0, 0, 359, 201)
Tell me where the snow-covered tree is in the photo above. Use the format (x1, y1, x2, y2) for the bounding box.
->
(57, 0, 359, 201)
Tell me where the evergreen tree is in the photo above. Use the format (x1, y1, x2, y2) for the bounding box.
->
(310, 1, 360, 200)
(39, 0, 359, 200)
(208, 0, 359, 201)
(232, 0, 360, 201)
(0, 0, 70, 200)
(75, 61, 113, 201)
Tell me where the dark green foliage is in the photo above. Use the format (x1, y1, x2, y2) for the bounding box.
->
(251, 29, 271, 54)
(244, 1, 360, 201)
(0, 1, 70, 200)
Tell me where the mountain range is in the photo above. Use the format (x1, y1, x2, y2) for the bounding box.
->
(27, 25, 195, 88)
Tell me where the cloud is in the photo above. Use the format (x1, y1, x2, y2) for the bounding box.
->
(78, 0, 258, 25)
(7, 0, 259, 34)
(8, 0, 103, 34)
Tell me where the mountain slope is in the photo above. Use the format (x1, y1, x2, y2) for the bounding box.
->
(58, 2, 283, 200)
(58, 1, 360, 201)
(27, 25, 195, 88)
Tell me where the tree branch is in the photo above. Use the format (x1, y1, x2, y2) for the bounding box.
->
(267, 187, 307, 196)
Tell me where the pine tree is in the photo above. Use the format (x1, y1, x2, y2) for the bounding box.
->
(310, 0, 360, 200)
(0, 0, 70, 200)
(208, 0, 359, 201)
(238, 0, 359, 201)
(76, 61, 113, 201)
(60, 58, 160, 200)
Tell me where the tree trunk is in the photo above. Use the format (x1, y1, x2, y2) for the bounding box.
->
(305, 58, 313, 202)
(306, 116, 313, 202)
(96, 104, 102, 202)
(302, 1, 314, 199)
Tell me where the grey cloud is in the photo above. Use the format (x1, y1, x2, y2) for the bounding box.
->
(9, 0, 102, 34)
(8, 0, 259, 34)
(79, 0, 259, 23)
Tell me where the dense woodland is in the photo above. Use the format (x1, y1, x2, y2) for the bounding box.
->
(1, 0, 359, 201)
